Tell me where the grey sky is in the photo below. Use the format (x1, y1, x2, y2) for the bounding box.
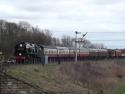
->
(0, 0, 125, 48)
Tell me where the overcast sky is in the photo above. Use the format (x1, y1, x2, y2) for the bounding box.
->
(0, 0, 125, 48)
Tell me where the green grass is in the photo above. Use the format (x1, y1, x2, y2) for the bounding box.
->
(7, 60, 125, 94)
(7, 63, 88, 92)
(116, 85, 125, 94)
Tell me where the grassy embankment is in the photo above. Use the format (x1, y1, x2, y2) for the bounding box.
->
(7, 63, 89, 93)
(7, 59, 125, 94)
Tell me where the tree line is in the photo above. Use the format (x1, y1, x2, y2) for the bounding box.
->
(0, 20, 52, 56)
(52, 35, 105, 49)
(0, 20, 105, 57)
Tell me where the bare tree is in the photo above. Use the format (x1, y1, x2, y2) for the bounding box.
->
(61, 35, 73, 47)
(51, 37, 62, 46)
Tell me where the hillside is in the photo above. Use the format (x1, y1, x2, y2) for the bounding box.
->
(7, 59, 125, 94)
(7, 63, 90, 93)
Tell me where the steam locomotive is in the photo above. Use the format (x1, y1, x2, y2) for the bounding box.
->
(14, 42, 125, 64)
(15, 42, 44, 64)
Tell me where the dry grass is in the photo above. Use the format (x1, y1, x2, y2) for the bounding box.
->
(7, 63, 89, 93)
(60, 59, 125, 94)
(7, 59, 125, 94)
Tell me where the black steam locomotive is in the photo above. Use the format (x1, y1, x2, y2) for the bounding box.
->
(15, 42, 44, 64)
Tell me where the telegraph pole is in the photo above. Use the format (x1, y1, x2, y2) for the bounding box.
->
(75, 31, 81, 62)
(75, 31, 87, 62)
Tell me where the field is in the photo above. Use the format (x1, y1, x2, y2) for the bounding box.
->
(7, 59, 125, 94)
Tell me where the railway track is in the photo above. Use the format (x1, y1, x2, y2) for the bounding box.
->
(0, 73, 84, 94)
(0, 60, 44, 94)
(0, 61, 85, 94)
(0, 74, 45, 94)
